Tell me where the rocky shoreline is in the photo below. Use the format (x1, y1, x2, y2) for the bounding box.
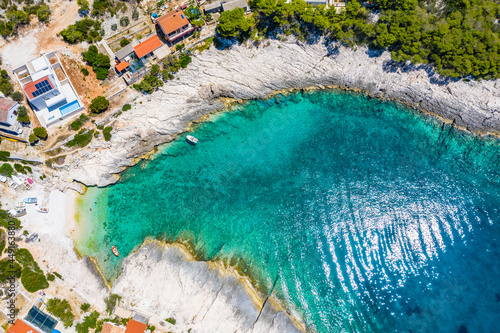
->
(61, 38, 500, 188)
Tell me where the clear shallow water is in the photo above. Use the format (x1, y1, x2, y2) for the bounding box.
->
(77, 90, 500, 333)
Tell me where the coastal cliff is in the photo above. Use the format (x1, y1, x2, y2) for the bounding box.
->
(61, 39, 500, 187)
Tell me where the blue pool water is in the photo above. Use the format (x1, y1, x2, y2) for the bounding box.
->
(59, 100, 80, 116)
(77, 90, 500, 332)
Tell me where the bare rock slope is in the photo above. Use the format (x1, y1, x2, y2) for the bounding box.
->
(65, 39, 500, 187)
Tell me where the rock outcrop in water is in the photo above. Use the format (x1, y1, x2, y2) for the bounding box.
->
(62, 39, 500, 188)
(112, 243, 303, 333)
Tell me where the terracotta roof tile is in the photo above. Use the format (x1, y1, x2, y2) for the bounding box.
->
(0, 97, 17, 123)
(156, 9, 190, 35)
(133, 36, 163, 59)
(7, 319, 40, 333)
(115, 61, 130, 72)
(124, 319, 147, 333)
(101, 322, 126, 333)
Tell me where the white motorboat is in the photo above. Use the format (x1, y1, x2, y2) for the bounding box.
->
(186, 135, 199, 145)
(36, 206, 49, 213)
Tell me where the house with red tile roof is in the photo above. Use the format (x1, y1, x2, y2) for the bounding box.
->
(133, 36, 163, 59)
(124, 319, 147, 333)
(7, 319, 39, 333)
(0, 97, 21, 135)
(156, 9, 195, 43)
(101, 322, 126, 333)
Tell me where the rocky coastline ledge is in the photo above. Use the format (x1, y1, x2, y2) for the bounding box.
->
(60, 38, 500, 188)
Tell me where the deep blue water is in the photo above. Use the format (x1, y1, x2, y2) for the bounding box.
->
(78, 90, 500, 332)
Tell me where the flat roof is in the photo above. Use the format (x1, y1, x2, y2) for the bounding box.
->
(115, 44, 135, 61)
(133, 36, 163, 59)
(156, 9, 190, 35)
(222, 0, 247, 11)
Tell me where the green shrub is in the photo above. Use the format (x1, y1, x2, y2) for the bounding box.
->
(53, 272, 62, 279)
(33, 127, 48, 140)
(0, 163, 14, 177)
(133, 75, 163, 94)
(11, 91, 23, 101)
(82, 45, 110, 80)
(0, 205, 22, 229)
(17, 106, 30, 123)
(165, 317, 176, 325)
(46, 273, 55, 281)
(60, 18, 102, 44)
(104, 293, 121, 314)
(46, 298, 75, 328)
(67, 129, 95, 148)
(102, 126, 112, 141)
(14, 163, 25, 174)
(175, 43, 185, 51)
(81, 68, 89, 76)
(75, 310, 100, 333)
(21, 267, 49, 293)
(89, 96, 109, 114)
(132, 7, 139, 20)
(15, 248, 39, 270)
(120, 38, 130, 47)
(71, 119, 83, 131)
(111, 23, 117, 31)
(0, 259, 22, 283)
(29, 134, 38, 145)
(122, 104, 131, 111)
(0, 151, 10, 161)
(119, 16, 129, 27)
(80, 303, 90, 312)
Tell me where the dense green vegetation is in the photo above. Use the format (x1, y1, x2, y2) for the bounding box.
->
(120, 38, 130, 47)
(133, 74, 164, 94)
(16, 105, 30, 123)
(60, 18, 102, 44)
(33, 127, 48, 140)
(0, 69, 14, 96)
(89, 95, 109, 114)
(0, 259, 22, 283)
(0, 151, 10, 161)
(67, 129, 95, 148)
(82, 45, 111, 80)
(0, 2, 51, 37)
(102, 126, 112, 141)
(46, 298, 75, 327)
(165, 317, 176, 325)
(218, 0, 500, 80)
(16, 248, 49, 293)
(104, 293, 121, 314)
(0, 163, 14, 177)
(75, 310, 100, 333)
(122, 103, 131, 111)
(71, 113, 90, 131)
(0, 203, 21, 229)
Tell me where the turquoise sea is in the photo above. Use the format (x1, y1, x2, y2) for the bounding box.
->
(77, 90, 500, 333)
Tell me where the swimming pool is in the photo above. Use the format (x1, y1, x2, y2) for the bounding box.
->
(59, 100, 81, 116)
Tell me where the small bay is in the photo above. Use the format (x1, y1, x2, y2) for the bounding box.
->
(77, 89, 500, 332)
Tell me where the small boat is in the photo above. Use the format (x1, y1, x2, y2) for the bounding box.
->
(16, 202, 26, 209)
(9, 208, 26, 217)
(36, 206, 49, 213)
(186, 135, 198, 145)
(111, 246, 119, 257)
(0, 175, 6, 183)
(23, 197, 37, 204)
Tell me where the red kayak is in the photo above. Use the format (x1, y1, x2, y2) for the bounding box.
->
(111, 246, 119, 257)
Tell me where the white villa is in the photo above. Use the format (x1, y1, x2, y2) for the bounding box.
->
(13, 52, 84, 127)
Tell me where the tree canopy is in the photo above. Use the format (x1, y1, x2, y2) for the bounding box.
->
(240, 0, 500, 79)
